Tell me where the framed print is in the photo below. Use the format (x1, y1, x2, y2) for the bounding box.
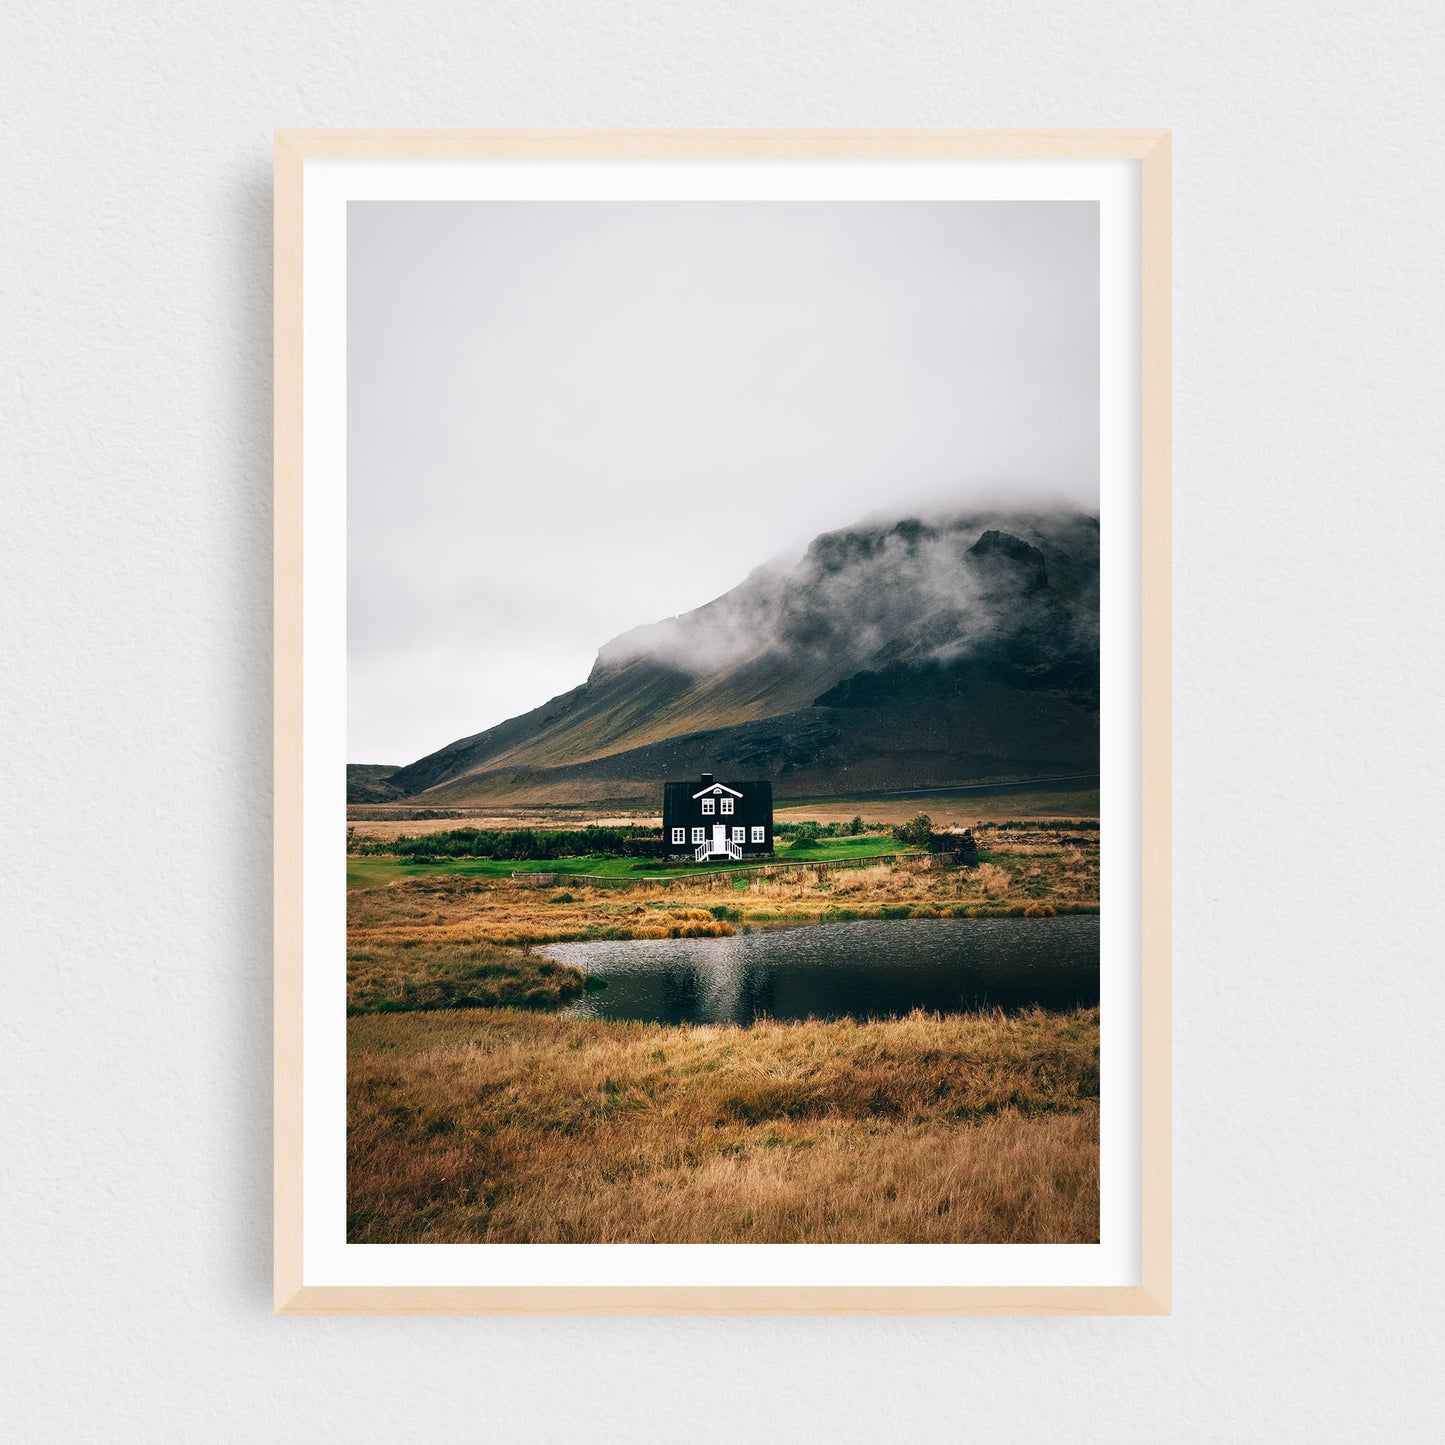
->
(274, 129, 1171, 1314)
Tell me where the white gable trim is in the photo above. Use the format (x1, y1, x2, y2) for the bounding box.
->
(691, 782, 744, 799)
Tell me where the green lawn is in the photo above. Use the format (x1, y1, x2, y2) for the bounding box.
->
(773, 835, 902, 863)
(346, 835, 909, 891)
(347, 854, 645, 890)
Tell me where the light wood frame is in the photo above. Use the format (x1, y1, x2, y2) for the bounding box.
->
(274, 128, 1171, 1316)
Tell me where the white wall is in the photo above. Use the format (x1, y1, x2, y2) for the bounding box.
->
(4, 2, 1442, 1440)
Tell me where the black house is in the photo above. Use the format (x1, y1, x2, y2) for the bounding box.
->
(662, 773, 773, 861)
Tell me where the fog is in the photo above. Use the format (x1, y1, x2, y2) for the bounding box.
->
(349, 200, 1099, 764)
(593, 511, 1099, 706)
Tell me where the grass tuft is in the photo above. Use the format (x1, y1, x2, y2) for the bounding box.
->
(347, 938, 588, 1015)
(348, 1005, 1100, 1244)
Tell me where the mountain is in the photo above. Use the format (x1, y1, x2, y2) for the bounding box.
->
(346, 764, 409, 804)
(364, 509, 1099, 807)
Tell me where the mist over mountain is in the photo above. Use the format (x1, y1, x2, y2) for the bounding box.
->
(360, 509, 1099, 807)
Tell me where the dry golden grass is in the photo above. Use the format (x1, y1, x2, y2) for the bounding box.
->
(347, 937, 590, 1015)
(345, 842, 1098, 1024)
(348, 1006, 1099, 1244)
(347, 809, 655, 841)
(347, 839, 1098, 959)
(346, 794, 1099, 836)
(348, 877, 735, 955)
(773, 793, 1100, 826)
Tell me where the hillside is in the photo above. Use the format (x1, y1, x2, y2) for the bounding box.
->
(346, 764, 408, 804)
(359, 509, 1099, 807)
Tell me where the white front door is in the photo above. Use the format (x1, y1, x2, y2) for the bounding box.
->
(712, 824, 726, 855)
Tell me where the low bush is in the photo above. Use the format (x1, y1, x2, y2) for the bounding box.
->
(774, 818, 890, 839)
(350, 825, 659, 861)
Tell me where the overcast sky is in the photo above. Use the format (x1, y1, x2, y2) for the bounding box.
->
(348, 199, 1098, 764)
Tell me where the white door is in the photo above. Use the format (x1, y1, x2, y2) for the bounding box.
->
(712, 824, 726, 855)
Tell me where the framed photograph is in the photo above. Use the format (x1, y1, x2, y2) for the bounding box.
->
(274, 129, 1171, 1314)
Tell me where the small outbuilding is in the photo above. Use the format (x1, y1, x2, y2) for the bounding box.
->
(662, 772, 773, 861)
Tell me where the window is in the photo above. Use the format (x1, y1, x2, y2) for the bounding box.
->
(732, 826, 745, 843)
(720, 797, 734, 815)
(701, 798, 715, 815)
(671, 827, 686, 845)
(692, 827, 705, 844)
(751, 826, 765, 844)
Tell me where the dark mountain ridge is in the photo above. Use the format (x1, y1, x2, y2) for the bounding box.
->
(368, 509, 1099, 807)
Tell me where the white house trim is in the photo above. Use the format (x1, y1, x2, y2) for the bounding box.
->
(691, 782, 743, 799)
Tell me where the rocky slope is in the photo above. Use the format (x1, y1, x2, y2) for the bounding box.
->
(364, 509, 1100, 806)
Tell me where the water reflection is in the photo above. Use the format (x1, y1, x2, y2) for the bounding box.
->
(544, 916, 1099, 1026)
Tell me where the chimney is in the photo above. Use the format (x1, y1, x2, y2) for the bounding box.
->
(700, 772, 714, 787)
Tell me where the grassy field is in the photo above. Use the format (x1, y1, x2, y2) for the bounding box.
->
(347, 936, 593, 1015)
(347, 820, 1097, 894)
(348, 1005, 1099, 1244)
(345, 832, 908, 890)
(347, 810, 652, 842)
(345, 819, 1101, 1243)
(345, 832, 907, 884)
(347, 833, 1098, 958)
(347, 853, 635, 890)
(775, 786, 1100, 828)
(346, 784, 1100, 838)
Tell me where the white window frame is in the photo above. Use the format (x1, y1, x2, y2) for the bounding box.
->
(751, 826, 765, 844)
(720, 797, 734, 815)
(671, 827, 686, 845)
(691, 827, 706, 844)
(732, 826, 745, 843)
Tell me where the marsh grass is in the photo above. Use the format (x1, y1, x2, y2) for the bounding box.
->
(348, 1005, 1099, 1244)
(346, 938, 591, 1015)
(346, 836, 1099, 969)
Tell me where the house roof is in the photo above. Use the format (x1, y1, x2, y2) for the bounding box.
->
(691, 782, 744, 799)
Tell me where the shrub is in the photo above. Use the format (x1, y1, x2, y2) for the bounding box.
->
(892, 813, 933, 849)
(349, 825, 659, 861)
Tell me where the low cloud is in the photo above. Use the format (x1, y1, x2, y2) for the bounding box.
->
(595, 508, 1099, 682)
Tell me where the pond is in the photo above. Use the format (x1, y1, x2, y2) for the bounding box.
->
(542, 915, 1099, 1026)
